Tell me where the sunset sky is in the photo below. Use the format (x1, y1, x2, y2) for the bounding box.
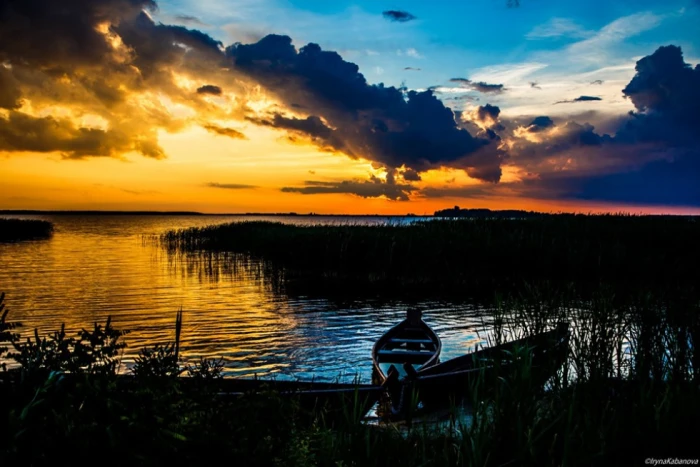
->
(1, 0, 699, 214)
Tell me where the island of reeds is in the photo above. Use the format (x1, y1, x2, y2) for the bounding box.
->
(159, 215, 700, 298)
(0, 218, 53, 242)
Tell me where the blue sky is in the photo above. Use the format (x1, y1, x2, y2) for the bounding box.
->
(155, 0, 700, 119)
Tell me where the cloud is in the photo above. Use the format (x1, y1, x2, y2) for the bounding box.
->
(402, 168, 422, 181)
(281, 176, 418, 201)
(228, 35, 502, 180)
(468, 62, 547, 85)
(401, 48, 422, 58)
(525, 116, 555, 132)
(500, 45, 700, 207)
(0, 67, 22, 109)
(206, 182, 258, 190)
(555, 95, 603, 104)
(0, 0, 237, 160)
(174, 15, 205, 26)
(566, 12, 663, 64)
(449, 78, 506, 94)
(203, 124, 247, 139)
(197, 85, 223, 95)
(0, 0, 156, 68)
(461, 104, 504, 132)
(382, 10, 417, 23)
(0, 110, 164, 159)
(0, 2, 502, 182)
(526, 18, 592, 40)
(2, 0, 695, 207)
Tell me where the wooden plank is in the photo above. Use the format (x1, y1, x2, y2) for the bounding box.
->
(389, 338, 433, 344)
(377, 349, 437, 364)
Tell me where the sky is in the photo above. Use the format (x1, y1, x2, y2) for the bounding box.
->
(1, 0, 699, 214)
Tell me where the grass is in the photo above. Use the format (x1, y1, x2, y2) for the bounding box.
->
(0, 218, 53, 242)
(1, 283, 699, 466)
(159, 216, 700, 298)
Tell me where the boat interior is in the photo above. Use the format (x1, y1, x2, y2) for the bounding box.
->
(376, 325, 439, 378)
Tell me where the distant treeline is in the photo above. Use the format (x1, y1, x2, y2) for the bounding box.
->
(434, 207, 545, 218)
(0, 219, 53, 242)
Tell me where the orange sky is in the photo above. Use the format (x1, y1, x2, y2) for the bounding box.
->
(2, 131, 697, 215)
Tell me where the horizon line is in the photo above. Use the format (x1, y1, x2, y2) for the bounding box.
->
(1, 208, 696, 217)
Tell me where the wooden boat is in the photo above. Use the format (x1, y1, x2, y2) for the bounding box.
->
(387, 322, 570, 414)
(372, 308, 442, 385)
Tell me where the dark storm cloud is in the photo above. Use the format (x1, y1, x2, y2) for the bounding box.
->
(449, 78, 506, 94)
(249, 114, 335, 141)
(227, 35, 501, 180)
(206, 182, 258, 190)
(570, 45, 700, 206)
(114, 11, 224, 76)
(197, 85, 223, 95)
(555, 96, 602, 104)
(620, 45, 699, 132)
(402, 168, 422, 181)
(0, 68, 21, 109)
(507, 46, 700, 206)
(0, 111, 164, 159)
(0, 0, 157, 67)
(475, 104, 500, 124)
(525, 116, 555, 132)
(203, 124, 247, 139)
(450, 95, 479, 102)
(281, 176, 418, 201)
(382, 10, 417, 22)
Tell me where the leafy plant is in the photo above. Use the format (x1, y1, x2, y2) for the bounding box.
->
(0, 292, 21, 371)
(11, 317, 128, 374)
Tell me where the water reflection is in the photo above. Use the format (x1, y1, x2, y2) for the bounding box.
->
(0, 215, 492, 382)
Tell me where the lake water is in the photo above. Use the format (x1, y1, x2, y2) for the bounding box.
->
(0, 215, 494, 382)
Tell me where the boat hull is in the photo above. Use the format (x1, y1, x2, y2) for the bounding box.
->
(372, 309, 442, 384)
(389, 323, 570, 414)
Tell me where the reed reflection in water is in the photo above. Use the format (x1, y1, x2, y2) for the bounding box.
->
(0, 215, 487, 382)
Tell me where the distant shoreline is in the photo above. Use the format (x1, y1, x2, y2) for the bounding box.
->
(0, 209, 695, 218)
(0, 210, 425, 217)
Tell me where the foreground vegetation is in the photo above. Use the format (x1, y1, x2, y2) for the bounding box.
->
(2, 283, 699, 466)
(0, 218, 53, 242)
(159, 216, 700, 298)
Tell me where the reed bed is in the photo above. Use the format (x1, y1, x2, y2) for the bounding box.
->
(0, 218, 53, 242)
(159, 216, 700, 297)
